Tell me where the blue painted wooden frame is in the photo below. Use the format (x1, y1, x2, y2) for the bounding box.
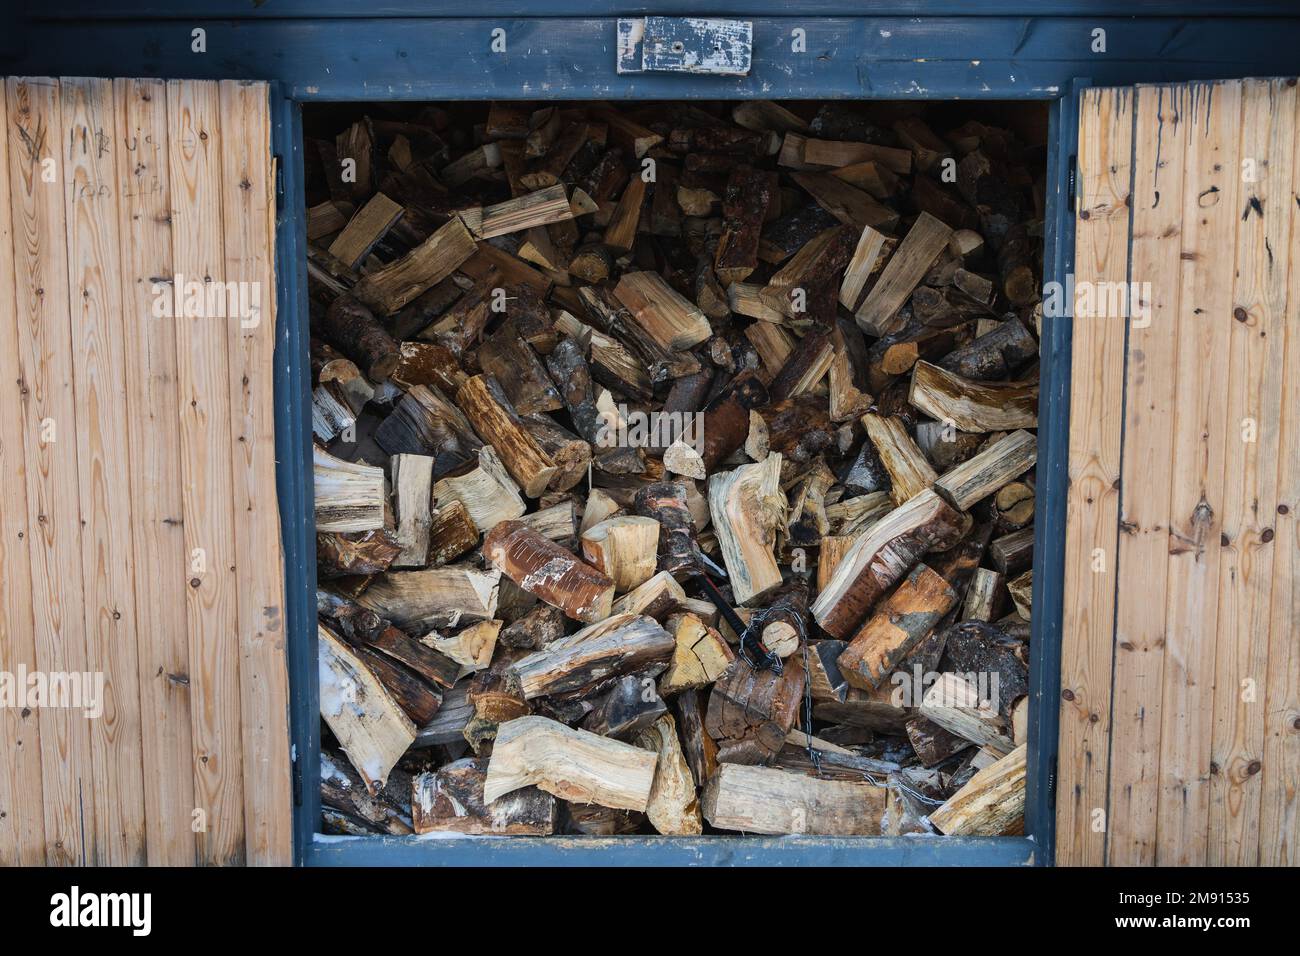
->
(13, 5, 1296, 868)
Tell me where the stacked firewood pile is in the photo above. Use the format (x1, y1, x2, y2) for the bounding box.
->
(309, 99, 1044, 839)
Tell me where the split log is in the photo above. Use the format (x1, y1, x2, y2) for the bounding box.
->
(909, 361, 1038, 432)
(317, 528, 401, 578)
(424, 619, 501, 678)
(510, 612, 673, 701)
(929, 743, 1026, 836)
(413, 683, 474, 748)
(390, 453, 435, 568)
(544, 338, 604, 445)
(938, 316, 1037, 381)
(352, 216, 478, 315)
(862, 413, 938, 506)
(839, 224, 892, 311)
(674, 688, 719, 786)
(634, 714, 703, 835)
(459, 184, 573, 239)
(786, 459, 835, 547)
(612, 570, 687, 621)
(612, 270, 712, 351)
(319, 623, 417, 795)
(463, 662, 530, 754)
(811, 490, 968, 639)
(806, 639, 849, 703)
(582, 673, 668, 739)
(993, 481, 1035, 530)
(412, 758, 556, 835)
(483, 716, 658, 812)
(431, 445, 526, 533)
(854, 212, 954, 336)
(317, 295, 402, 381)
(314, 446, 385, 533)
(933, 429, 1037, 511)
(759, 225, 856, 326)
(701, 371, 769, 471)
(944, 620, 1029, 718)
(485, 520, 616, 623)
(660, 613, 735, 696)
(440, 142, 502, 188)
(521, 415, 591, 493)
(349, 642, 444, 726)
(321, 750, 413, 835)
(603, 175, 647, 252)
(374, 383, 483, 474)
(478, 319, 563, 416)
(714, 166, 776, 284)
(836, 563, 958, 690)
(813, 682, 909, 734)
(312, 381, 356, 444)
(962, 568, 1004, 622)
(580, 516, 660, 593)
(357, 566, 501, 631)
(328, 192, 405, 269)
(708, 454, 786, 606)
(702, 763, 885, 835)
(705, 655, 805, 765)
(457, 374, 559, 497)
(789, 171, 899, 232)
(1007, 569, 1032, 620)
(905, 716, 974, 768)
(919, 672, 1015, 753)
(989, 526, 1035, 576)
(499, 603, 567, 652)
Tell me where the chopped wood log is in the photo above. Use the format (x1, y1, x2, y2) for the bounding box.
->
(432, 445, 526, 533)
(390, 453, 435, 568)
(944, 620, 1029, 718)
(328, 192, 405, 269)
(499, 602, 567, 652)
(358, 565, 501, 631)
(705, 655, 805, 765)
(811, 489, 968, 639)
(915, 421, 985, 471)
(662, 439, 706, 480)
(632, 482, 703, 579)
(459, 184, 574, 240)
(933, 429, 1037, 511)
(674, 688, 719, 787)
(702, 763, 885, 835)
(993, 481, 1035, 530)
(478, 320, 563, 416)
(731, 100, 810, 134)
(807, 639, 850, 703)
(440, 142, 502, 188)
(790, 171, 899, 232)
(938, 316, 1037, 381)
(906, 716, 974, 767)
(321, 750, 413, 835)
(745, 410, 770, 461)
(318, 357, 377, 415)
(349, 641, 444, 726)
(612, 570, 687, 621)
(424, 619, 501, 678)
(836, 563, 958, 690)
(768, 331, 835, 403)
(813, 682, 909, 734)
(510, 612, 673, 703)
(708, 454, 786, 606)
(1007, 569, 1032, 620)
(485, 520, 616, 624)
(862, 412, 938, 506)
(463, 661, 530, 754)
(484, 716, 658, 812)
(582, 673, 668, 739)
(314, 445, 385, 533)
(412, 757, 556, 835)
(825, 491, 892, 537)
(962, 567, 1004, 622)
(839, 224, 892, 311)
(761, 396, 834, 465)
(832, 159, 902, 200)
(714, 166, 776, 284)
(580, 516, 660, 593)
(929, 743, 1026, 836)
(786, 459, 835, 547)
(375, 383, 483, 474)
(909, 361, 1038, 432)
(581, 488, 622, 535)
(317, 295, 402, 381)
(612, 270, 712, 351)
(997, 221, 1039, 306)
(918, 672, 1015, 753)
(317, 528, 402, 578)
(352, 216, 478, 315)
(312, 381, 356, 443)
(521, 415, 590, 493)
(308, 200, 350, 241)
(728, 282, 786, 322)
(544, 337, 604, 445)
(759, 224, 857, 326)
(634, 714, 702, 835)
(592, 108, 663, 159)
(701, 371, 770, 471)
(854, 212, 954, 336)
(457, 374, 558, 497)
(319, 623, 417, 795)
(989, 526, 1035, 577)
(660, 613, 735, 696)
(603, 175, 647, 252)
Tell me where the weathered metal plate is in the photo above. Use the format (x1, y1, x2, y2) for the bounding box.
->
(617, 17, 752, 76)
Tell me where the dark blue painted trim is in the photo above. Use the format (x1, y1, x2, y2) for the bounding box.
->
(1025, 78, 1089, 868)
(270, 86, 320, 868)
(26, 2, 1300, 20)
(306, 834, 1037, 867)
(9, 18, 1300, 101)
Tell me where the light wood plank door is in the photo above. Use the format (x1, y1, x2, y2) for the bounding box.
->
(1059, 78, 1300, 867)
(0, 77, 291, 867)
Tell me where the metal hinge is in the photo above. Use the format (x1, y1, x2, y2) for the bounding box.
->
(1067, 154, 1078, 213)
(274, 154, 285, 215)
(617, 17, 752, 76)
(291, 742, 302, 807)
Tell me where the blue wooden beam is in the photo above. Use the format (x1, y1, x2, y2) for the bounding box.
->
(9, 18, 1300, 100)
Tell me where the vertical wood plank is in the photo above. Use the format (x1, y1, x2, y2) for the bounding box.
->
(5, 76, 95, 867)
(1105, 84, 1188, 866)
(218, 79, 292, 866)
(1155, 80, 1244, 866)
(114, 77, 198, 866)
(166, 79, 245, 866)
(0, 79, 47, 867)
(1208, 78, 1297, 865)
(1056, 86, 1133, 867)
(60, 76, 147, 866)
(1259, 80, 1300, 868)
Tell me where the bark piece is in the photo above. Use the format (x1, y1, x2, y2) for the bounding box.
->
(412, 757, 556, 835)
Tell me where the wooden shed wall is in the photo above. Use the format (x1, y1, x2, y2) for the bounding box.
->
(0, 76, 291, 866)
(1059, 78, 1299, 866)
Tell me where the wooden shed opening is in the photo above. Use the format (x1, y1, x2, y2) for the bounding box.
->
(303, 99, 1048, 840)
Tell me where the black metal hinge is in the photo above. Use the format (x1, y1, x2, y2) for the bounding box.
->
(274, 154, 285, 215)
(291, 743, 303, 807)
(1067, 154, 1078, 212)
